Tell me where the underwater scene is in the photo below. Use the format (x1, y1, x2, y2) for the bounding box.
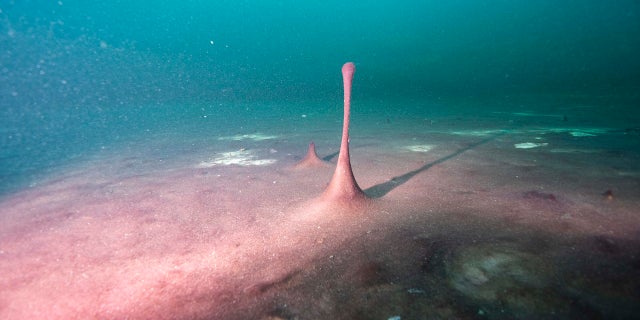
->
(1, 1, 639, 319)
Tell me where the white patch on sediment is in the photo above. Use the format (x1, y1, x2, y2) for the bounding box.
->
(549, 148, 603, 154)
(405, 145, 434, 152)
(569, 131, 596, 137)
(616, 170, 640, 177)
(217, 133, 278, 141)
(450, 129, 506, 137)
(197, 150, 277, 167)
(514, 142, 548, 149)
(446, 127, 608, 137)
(492, 111, 563, 118)
(544, 127, 607, 136)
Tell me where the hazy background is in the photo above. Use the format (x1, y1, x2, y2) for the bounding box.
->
(3, 0, 639, 102)
(1, 0, 639, 195)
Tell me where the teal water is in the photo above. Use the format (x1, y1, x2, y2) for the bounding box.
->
(1, 1, 639, 192)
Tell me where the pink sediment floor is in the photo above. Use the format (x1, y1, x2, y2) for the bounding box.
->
(1, 111, 639, 319)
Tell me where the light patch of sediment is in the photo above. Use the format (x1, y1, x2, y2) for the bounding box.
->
(197, 150, 277, 167)
(216, 133, 279, 141)
(449, 129, 507, 137)
(514, 142, 549, 149)
(404, 144, 434, 152)
(448, 127, 609, 137)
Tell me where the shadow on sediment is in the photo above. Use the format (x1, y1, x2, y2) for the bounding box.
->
(322, 151, 339, 162)
(226, 211, 640, 320)
(364, 131, 507, 198)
